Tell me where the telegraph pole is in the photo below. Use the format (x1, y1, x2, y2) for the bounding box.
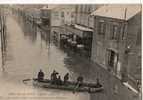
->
(0, 7, 7, 71)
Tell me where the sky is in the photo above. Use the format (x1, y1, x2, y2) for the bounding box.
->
(0, 0, 142, 4)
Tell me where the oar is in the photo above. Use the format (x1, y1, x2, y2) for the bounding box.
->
(22, 78, 32, 83)
(73, 82, 80, 93)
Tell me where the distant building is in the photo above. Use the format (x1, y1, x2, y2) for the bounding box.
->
(63, 5, 101, 57)
(40, 6, 51, 26)
(49, 5, 76, 27)
(38, 6, 55, 43)
(50, 5, 76, 46)
(75, 5, 101, 28)
(91, 5, 141, 88)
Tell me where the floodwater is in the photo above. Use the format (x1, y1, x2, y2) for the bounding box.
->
(0, 14, 90, 100)
(0, 9, 140, 100)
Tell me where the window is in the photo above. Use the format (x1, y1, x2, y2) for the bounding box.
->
(111, 25, 118, 40)
(98, 22, 106, 35)
(42, 11, 48, 17)
(77, 5, 81, 13)
(75, 5, 78, 13)
(80, 5, 83, 13)
(88, 6, 91, 13)
(71, 13, 74, 18)
(108, 50, 115, 67)
(54, 12, 59, 16)
(61, 12, 64, 17)
(84, 5, 87, 13)
(82, 5, 85, 13)
(122, 25, 126, 40)
(136, 29, 141, 45)
(53, 12, 59, 19)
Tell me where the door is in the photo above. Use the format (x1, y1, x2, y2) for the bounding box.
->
(107, 50, 118, 72)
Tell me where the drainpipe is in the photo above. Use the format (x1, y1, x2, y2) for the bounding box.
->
(124, 7, 127, 20)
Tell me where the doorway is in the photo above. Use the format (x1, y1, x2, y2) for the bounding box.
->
(107, 49, 118, 72)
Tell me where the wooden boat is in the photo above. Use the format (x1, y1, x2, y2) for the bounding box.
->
(33, 78, 104, 93)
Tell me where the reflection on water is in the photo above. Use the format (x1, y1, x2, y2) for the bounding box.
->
(0, 13, 90, 100)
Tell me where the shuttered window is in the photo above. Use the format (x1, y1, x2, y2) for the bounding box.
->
(136, 28, 141, 45)
(61, 12, 64, 17)
(122, 24, 126, 40)
(98, 22, 106, 35)
(110, 25, 118, 40)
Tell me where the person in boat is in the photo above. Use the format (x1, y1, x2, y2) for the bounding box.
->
(73, 75, 84, 93)
(63, 73, 69, 84)
(38, 69, 45, 81)
(95, 78, 102, 88)
(76, 75, 84, 87)
(57, 75, 62, 85)
(51, 70, 59, 84)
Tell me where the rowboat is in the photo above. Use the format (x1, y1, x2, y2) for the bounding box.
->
(33, 78, 104, 93)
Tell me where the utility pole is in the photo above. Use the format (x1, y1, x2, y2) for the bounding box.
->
(0, 14, 4, 71)
(0, 7, 6, 71)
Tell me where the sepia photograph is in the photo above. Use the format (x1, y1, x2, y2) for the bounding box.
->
(0, 4, 141, 100)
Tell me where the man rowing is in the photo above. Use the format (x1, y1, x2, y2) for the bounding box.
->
(95, 78, 102, 88)
(76, 75, 84, 87)
(73, 75, 84, 93)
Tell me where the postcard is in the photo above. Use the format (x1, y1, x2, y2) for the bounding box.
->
(0, 3, 141, 100)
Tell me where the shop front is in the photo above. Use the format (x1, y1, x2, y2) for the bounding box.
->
(51, 26, 65, 46)
(64, 24, 93, 58)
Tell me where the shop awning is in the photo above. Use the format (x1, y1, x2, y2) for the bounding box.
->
(65, 24, 93, 37)
(74, 24, 93, 32)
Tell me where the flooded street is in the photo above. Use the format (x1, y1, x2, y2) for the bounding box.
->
(0, 9, 140, 100)
(0, 14, 90, 100)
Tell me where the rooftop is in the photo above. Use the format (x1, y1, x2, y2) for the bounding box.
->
(91, 5, 141, 20)
(52, 5, 75, 11)
(40, 5, 58, 10)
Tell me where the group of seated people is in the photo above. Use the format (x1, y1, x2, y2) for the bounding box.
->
(37, 69, 70, 85)
(50, 70, 69, 85)
(37, 69, 101, 88)
(37, 69, 84, 86)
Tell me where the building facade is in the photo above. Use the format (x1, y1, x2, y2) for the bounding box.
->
(62, 5, 101, 58)
(75, 5, 101, 28)
(40, 6, 51, 26)
(91, 5, 141, 88)
(51, 5, 75, 27)
(50, 5, 76, 46)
